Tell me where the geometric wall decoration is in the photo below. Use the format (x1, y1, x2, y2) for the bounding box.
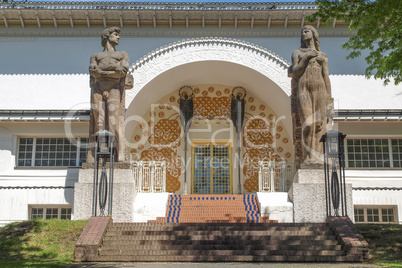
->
(130, 84, 293, 194)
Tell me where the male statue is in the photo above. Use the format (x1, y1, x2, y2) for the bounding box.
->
(289, 25, 333, 165)
(88, 27, 132, 163)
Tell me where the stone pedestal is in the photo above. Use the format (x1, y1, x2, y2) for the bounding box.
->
(290, 168, 353, 223)
(74, 163, 136, 222)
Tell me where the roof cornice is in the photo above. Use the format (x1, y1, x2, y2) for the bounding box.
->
(334, 110, 402, 122)
(0, 1, 348, 33)
(1, 2, 317, 10)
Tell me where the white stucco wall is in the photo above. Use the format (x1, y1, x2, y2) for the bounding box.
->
(331, 75, 402, 110)
(0, 186, 75, 226)
(0, 34, 367, 76)
(2, 73, 400, 111)
(1, 74, 90, 110)
(0, 121, 87, 226)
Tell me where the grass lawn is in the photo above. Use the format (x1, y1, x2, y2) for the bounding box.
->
(356, 224, 402, 268)
(0, 219, 87, 268)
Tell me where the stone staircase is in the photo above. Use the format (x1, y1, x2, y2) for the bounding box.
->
(96, 222, 361, 262)
(149, 194, 274, 223)
(75, 195, 369, 262)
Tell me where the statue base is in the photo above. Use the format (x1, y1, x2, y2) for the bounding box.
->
(289, 168, 353, 223)
(74, 162, 136, 222)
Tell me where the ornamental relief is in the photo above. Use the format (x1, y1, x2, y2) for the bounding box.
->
(126, 38, 291, 106)
(194, 96, 231, 119)
(242, 99, 292, 193)
(130, 84, 293, 194)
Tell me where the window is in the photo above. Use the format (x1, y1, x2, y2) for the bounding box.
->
(346, 138, 402, 168)
(354, 208, 364, 222)
(60, 208, 72, 219)
(367, 208, 379, 222)
(18, 137, 88, 167)
(354, 206, 397, 224)
(30, 206, 72, 220)
(391, 139, 402, 168)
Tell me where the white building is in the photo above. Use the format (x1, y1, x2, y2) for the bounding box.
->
(0, 1, 401, 226)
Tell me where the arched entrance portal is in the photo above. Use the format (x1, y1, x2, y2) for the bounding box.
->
(125, 38, 294, 194)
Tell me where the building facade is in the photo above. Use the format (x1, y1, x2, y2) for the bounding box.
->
(0, 1, 401, 226)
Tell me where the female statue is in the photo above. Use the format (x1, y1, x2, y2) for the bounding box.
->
(290, 25, 332, 164)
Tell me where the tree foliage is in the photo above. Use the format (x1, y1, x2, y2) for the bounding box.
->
(310, 0, 402, 85)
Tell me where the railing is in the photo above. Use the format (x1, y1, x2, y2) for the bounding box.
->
(132, 161, 166, 193)
(258, 161, 294, 192)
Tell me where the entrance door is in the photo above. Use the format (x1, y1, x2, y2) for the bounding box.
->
(192, 144, 232, 194)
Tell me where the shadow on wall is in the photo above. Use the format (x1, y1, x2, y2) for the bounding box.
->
(0, 126, 13, 173)
(66, 169, 79, 216)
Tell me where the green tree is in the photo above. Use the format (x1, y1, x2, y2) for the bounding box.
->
(310, 0, 401, 85)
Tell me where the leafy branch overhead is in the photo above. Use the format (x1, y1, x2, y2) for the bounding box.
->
(309, 0, 401, 85)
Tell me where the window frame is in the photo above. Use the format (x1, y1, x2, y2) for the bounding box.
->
(345, 137, 402, 169)
(354, 205, 398, 224)
(17, 137, 89, 168)
(29, 205, 72, 220)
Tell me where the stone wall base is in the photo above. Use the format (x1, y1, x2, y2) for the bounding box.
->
(74, 167, 136, 222)
(291, 168, 353, 223)
(75, 216, 112, 262)
(326, 216, 370, 261)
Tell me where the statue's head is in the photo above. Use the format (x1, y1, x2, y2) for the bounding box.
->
(300, 25, 320, 51)
(101, 27, 121, 47)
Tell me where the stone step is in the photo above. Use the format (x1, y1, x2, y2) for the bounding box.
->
(94, 255, 360, 262)
(101, 238, 340, 247)
(102, 234, 337, 242)
(110, 224, 329, 231)
(112, 222, 328, 227)
(150, 218, 273, 223)
(99, 249, 343, 257)
(104, 230, 334, 236)
(100, 243, 342, 251)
